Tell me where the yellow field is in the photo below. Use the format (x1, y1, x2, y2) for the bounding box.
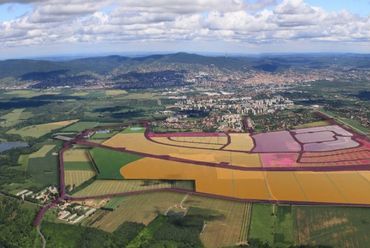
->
(152, 137, 224, 149)
(223, 133, 254, 151)
(7, 119, 78, 138)
(65, 170, 96, 188)
(29, 145, 55, 158)
(88, 192, 185, 232)
(120, 158, 370, 205)
(171, 136, 228, 145)
(73, 179, 172, 197)
(63, 149, 90, 162)
(184, 195, 251, 248)
(104, 133, 261, 167)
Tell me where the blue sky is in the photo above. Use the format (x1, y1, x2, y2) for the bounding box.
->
(0, 3, 32, 21)
(306, 0, 370, 16)
(0, 0, 369, 59)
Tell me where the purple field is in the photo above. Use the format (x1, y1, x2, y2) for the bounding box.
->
(303, 136, 359, 152)
(252, 131, 301, 152)
(295, 131, 336, 143)
(294, 125, 352, 136)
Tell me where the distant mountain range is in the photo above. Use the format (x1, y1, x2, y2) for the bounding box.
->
(1, 53, 370, 89)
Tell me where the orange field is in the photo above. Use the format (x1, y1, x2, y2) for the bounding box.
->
(120, 157, 370, 205)
(104, 133, 261, 167)
(101, 128, 370, 205)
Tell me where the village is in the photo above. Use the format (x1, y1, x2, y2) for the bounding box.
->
(16, 186, 96, 224)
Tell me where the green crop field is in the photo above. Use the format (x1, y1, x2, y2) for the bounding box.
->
(248, 204, 295, 246)
(295, 206, 370, 247)
(27, 147, 59, 188)
(62, 121, 100, 132)
(91, 131, 118, 139)
(121, 127, 145, 133)
(248, 204, 275, 245)
(89, 147, 142, 179)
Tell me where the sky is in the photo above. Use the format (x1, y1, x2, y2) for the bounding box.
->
(0, 0, 369, 59)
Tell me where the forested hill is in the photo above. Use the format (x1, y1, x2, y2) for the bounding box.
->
(1, 53, 370, 89)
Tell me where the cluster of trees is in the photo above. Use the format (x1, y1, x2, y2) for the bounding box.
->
(0, 196, 146, 248)
(0, 197, 39, 247)
(41, 221, 145, 248)
(253, 109, 323, 132)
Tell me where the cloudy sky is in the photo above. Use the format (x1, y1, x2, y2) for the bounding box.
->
(0, 0, 369, 59)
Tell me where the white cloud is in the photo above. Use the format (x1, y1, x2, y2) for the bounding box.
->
(0, 0, 369, 51)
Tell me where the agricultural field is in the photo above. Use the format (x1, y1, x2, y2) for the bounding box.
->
(29, 144, 56, 158)
(248, 204, 294, 247)
(105, 89, 128, 96)
(7, 119, 78, 138)
(120, 156, 370, 204)
(65, 170, 96, 188)
(0, 108, 33, 127)
(27, 145, 60, 188)
(3, 90, 48, 98)
(294, 120, 331, 129)
(103, 196, 125, 209)
(85, 192, 185, 232)
(295, 206, 370, 247)
(104, 132, 261, 167)
(17, 154, 30, 170)
(89, 147, 142, 179)
(61, 121, 100, 132)
(248, 204, 275, 245)
(64, 161, 94, 170)
(223, 133, 254, 151)
(320, 110, 370, 136)
(152, 136, 224, 149)
(63, 148, 90, 162)
(73, 179, 172, 197)
(121, 126, 145, 133)
(91, 131, 118, 139)
(183, 195, 252, 248)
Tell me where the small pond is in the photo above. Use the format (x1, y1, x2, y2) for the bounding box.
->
(0, 142, 29, 153)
